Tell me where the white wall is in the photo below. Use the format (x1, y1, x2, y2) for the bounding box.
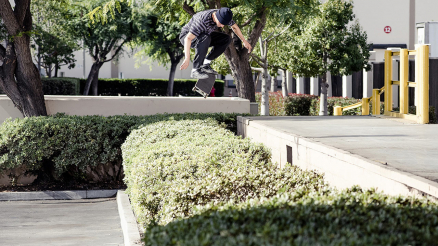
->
(58, 48, 193, 80)
(0, 95, 250, 124)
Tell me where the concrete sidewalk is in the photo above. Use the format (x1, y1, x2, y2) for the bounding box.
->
(0, 190, 141, 246)
(238, 115, 438, 199)
(0, 198, 124, 246)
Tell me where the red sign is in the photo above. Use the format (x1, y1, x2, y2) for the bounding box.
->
(384, 26, 392, 34)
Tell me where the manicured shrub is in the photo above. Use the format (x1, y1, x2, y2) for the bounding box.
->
(310, 97, 362, 116)
(79, 78, 225, 97)
(42, 77, 81, 95)
(0, 113, 247, 183)
(121, 120, 326, 227)
(255, 92, 287, 116)
(144, 187, 438, 245)
(0, 77, 80, 95)
(284, 94, 318, 116)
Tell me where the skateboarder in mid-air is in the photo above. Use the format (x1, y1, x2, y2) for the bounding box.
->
(179, 7, 252, 79)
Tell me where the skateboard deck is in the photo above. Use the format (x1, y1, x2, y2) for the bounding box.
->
(193, 74, 216, 98)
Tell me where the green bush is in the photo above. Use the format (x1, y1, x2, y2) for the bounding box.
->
(284, 94, 319, 116)
(0, 113, 246, 183)
(79, 78, 225, 97)
(144, 187, 438, 245)
(42, 77, 81, 95)
(0, 77, 80, 95)
(121, 120, 326, 227)
(255, 92, 288, 116)
(309, 97, 385, 116)
(310, 97, 363, 116)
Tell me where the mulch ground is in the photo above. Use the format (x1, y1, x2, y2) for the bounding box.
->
(0, 180, 127, 192)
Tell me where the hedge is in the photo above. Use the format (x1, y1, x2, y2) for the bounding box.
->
(144, 187, 438, 245)
(285, 94, 318, 116)
(121, 119, 326, 227)
(0, 77, 80, 95)
(120, 119, 438, 245)
(255, 92, 287, 116)
(0, 113, 246, 184)
(79, 78, 225, 97)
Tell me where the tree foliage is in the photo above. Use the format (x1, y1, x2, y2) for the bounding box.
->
(94, 0, 317, 102)
(135, 8, 184, 96)
(288, 0, 371, 115)
(65, 0, 144, 95)
(30, 0, 78, 78)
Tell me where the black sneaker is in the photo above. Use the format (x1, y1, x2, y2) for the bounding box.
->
(191, 69, 209, 79)
(200, 64, 218, 75)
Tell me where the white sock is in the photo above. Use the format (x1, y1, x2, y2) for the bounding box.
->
(203, 59, 212, 65)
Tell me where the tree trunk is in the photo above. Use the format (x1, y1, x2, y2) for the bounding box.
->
(54, 63, 59, 77)
(319, 54, 329, 116)
(281, 69, 288, 97)
(47, 64, 52, 78)
(270, 75, 276, 92)
(319, 72, 328, 116)
(83, 62, 102, 95)
(0, 1, 47, 117)
(167, 60, 178, 96)
(260, 67, 269, 116)
(37, 47, 41, 76)
(224, 49, 256, 102)
(91, 68, 99, 96)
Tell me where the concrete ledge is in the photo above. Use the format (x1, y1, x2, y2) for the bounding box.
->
(0, 189, 118, 201)
(117, 190, 142, 246)
(237, 116, 438, 199)
(0, 95, 251, 123)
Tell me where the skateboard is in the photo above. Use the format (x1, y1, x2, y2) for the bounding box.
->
(193, 74, 216, 98)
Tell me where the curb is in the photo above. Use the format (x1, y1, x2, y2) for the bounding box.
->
(0, 189, 119, 201)
(117, 190, 142, 246)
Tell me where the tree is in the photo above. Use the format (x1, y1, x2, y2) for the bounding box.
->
(31, 0, 78, 78)
(96, 0, 317, 102)
(136, 11, 184, 96)
(250, 22, 293, 115)
(66, 0, 143, 95)
(289, 0, 371, 115)
(31, 26, 76, 78)
(0, 0, 47, 117)
(249, 2, 316, 115)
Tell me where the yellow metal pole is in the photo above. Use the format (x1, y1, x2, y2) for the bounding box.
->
(400, 49, 409, 114)
(418, 45, 429, 124)
(384, 50, 393, 113)
(334, 106, 342, 116)
(362, 98, 369, 115)
(372, 89, 381, 115)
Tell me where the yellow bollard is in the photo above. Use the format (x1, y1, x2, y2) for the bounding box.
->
(362, 98, 370, 115)
(372, 89, 381, 115)
(384, 50, 393, 113)
(334, 106, 343, 116)
(400, 49, 409, 114)
(418, 45, 429, 124)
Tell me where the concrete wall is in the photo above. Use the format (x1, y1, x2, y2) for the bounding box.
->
(0, 95, 250, 124)
(237, 116, 438, 199)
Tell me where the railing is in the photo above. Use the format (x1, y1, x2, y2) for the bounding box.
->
(334, 45, 430, 124)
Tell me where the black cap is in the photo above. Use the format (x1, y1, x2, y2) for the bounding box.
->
(216, 7, 233, 25)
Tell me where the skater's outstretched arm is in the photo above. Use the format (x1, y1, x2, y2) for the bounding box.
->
(180, 32, 196, 70)
(230, 24, 252, 53)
